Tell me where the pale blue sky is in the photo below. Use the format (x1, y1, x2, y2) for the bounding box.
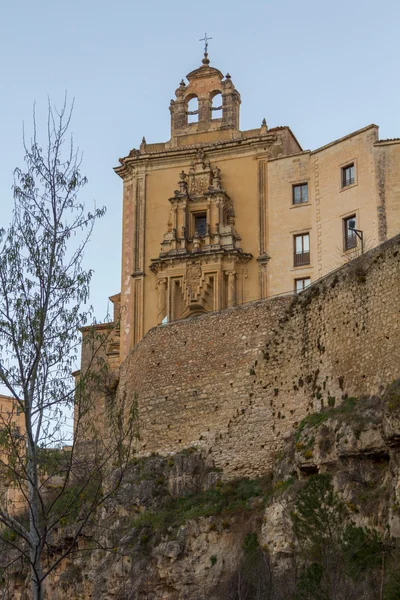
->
(1, 0, 399, 322)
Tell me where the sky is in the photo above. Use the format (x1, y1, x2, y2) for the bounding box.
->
(1, 0, 400, 324)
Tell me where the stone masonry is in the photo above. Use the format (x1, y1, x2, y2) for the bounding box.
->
(116, 234, 400, 478)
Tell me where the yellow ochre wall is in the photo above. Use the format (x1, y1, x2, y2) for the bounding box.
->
(115, 56, 400, 365)
(142, 153, 260, 337)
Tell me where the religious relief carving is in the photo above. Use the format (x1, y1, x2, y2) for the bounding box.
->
(185, 261, 202, 299)
(187, 148, 216, 196)
(211, 166, 221, 190)
(190, 174, 210, 196)
(150, 154, 252, 320)
(196, 148, 205, 162)
(157, 278, 167, 323)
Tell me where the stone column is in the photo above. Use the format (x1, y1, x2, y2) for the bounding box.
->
(157, 278, 167, 324)
(226, 271, 236, 307)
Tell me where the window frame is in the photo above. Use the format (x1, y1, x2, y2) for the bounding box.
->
(292, 183, 309, 205)
(293, 232, 310, 267)
(343, 214, 357, 251)
(341, 161, 356, 189)
(192, 211, 207, 238)
(295, 277, 311, 293)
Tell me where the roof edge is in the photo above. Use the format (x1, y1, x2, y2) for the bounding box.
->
(311, 124, 379, 155)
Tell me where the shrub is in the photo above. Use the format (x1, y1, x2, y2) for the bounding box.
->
(131, 476, 272, 535)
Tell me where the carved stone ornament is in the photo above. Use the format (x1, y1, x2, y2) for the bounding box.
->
(185, 261, 202, 298)
(212, 166, 221, 190)
(178, 170, 188, 194)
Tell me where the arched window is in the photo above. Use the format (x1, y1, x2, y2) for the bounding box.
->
(187, 96, 199, 124)
(211, 91, 222, 120)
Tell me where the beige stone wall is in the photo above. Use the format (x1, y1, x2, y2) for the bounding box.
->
(75, 323, 119, 441)
(374, 139, 400, 241)
(266, 151, 314, 296)
(0, 395, 26, 514)
(117, 234, 400, 477)
(0, 395, 25, 436)
(314, 125, 380, 276)
(113, 60, 400, 368)
(116, 123, 400, 364)
(266, 126, 383, 297)
(117, 127, 301, 361)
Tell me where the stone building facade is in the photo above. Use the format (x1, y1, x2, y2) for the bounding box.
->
(0, 395, 26, 513)
(109, 52, 400, 364)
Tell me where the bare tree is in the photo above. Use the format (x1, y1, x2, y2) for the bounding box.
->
(0, 99, 135, 600)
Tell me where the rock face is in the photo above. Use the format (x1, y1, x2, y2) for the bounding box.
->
(6, 384, 400, 599)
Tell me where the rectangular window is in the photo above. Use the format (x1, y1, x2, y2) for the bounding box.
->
(342, 163, 355, 187)
(295, 277, 311, 293)
(294, 233, 310, 266)
(343, 215, 357, 251)
(194, 213, 207, 237)
(292, 183, 308, 205)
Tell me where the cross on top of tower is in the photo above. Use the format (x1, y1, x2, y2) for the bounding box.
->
(199, 33, 212, 54)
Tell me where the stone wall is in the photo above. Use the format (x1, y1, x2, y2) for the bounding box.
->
(117, 234, 400, 477)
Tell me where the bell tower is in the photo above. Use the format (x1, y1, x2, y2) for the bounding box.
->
(169, 52, 241, 139)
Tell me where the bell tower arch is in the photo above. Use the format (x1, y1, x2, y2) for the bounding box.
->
(169, 52, 241, 139)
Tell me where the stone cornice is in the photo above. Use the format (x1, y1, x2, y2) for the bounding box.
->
(150, 249, 253, 273)
(114, 132, 284, 178)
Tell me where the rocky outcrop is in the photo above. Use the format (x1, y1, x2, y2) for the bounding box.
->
(5, 382, 400, 599)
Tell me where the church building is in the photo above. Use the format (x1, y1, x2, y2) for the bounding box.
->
(106, 51, 400, 365)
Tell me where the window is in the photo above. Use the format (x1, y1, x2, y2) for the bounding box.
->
(194, 213, 207, 237)
(342, 163, 355, 187)
(295, 277, 311, 293)
(294, 233, 310, 266)
(343, 215, 357, 251)
(293, 183, 308, 205)
(187, 97, 199, 124)
(211, 91, 222, 120)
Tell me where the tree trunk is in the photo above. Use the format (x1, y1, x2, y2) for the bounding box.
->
(31, 558, 44, 600)
(28, 434, 44, 600)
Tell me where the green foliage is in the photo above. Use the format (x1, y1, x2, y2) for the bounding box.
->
(36, 447, 70, 478)
(242, 532, 259, 557)
(295, 563, 324, 600)
(273, 476, 294, 495)
(341, 524, 382, 571)
(384, 379, 400, 412)
(47, 477, 102, 527)
(383, 563, 400, 600)
(291, 474, 400, 599)
(1, 527, 17, 544)
(292, 475, 347, 555)
(227, 533, 272, 599)
(210, 555, 217, 566)
(131, 476, 271, 535)
(295, 397, 358, 441)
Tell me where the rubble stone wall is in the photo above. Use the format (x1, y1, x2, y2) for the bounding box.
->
(117, 234, 400, 477)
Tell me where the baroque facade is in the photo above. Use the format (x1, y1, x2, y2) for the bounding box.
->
(106, 51, 400, 365)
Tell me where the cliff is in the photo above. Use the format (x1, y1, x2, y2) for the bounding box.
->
(5, 235, 400, 598)
(5, 381, 400, 599)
